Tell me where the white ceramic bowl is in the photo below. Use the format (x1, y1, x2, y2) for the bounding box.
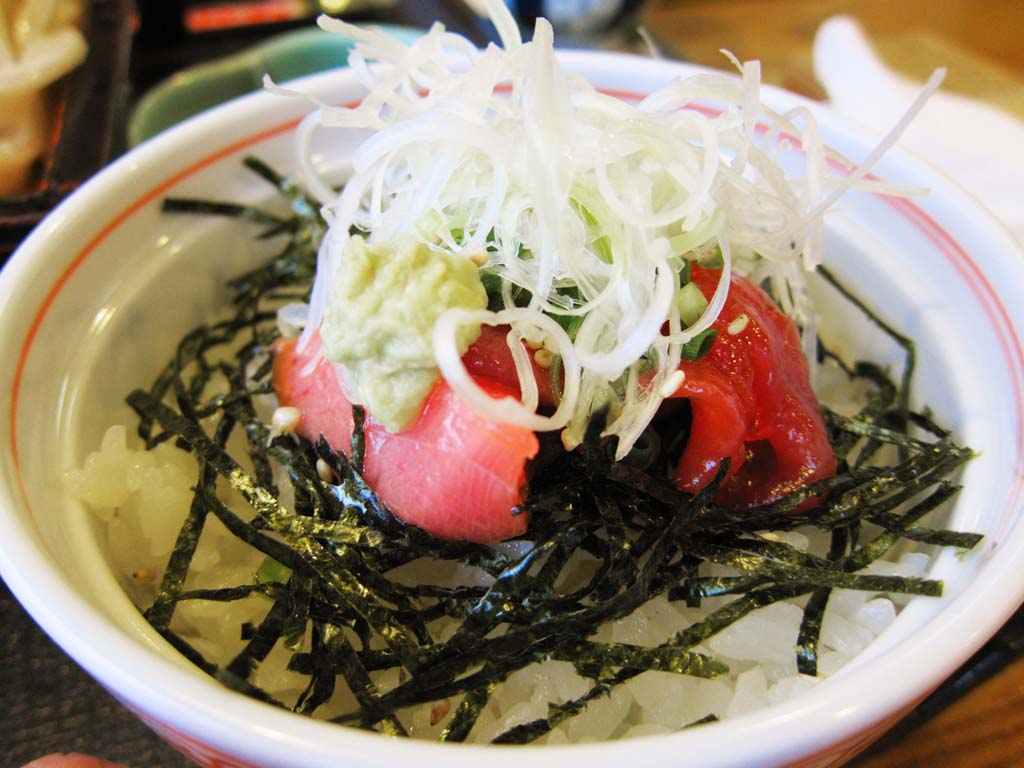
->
(2, 51, 1024, 768)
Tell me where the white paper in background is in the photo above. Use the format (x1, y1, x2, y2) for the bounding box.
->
(813, 15, 1024, 244)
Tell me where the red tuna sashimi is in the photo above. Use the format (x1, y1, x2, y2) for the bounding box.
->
(273, 334, 539, 543)
(670, 266, 836, 508)
(461, 324, 559, 407)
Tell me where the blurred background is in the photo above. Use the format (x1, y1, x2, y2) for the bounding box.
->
(2, 1, 1023, 766)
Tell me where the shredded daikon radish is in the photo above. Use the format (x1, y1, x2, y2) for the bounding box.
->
(285, 4, 939, 456)
(433, 307, 581, 432)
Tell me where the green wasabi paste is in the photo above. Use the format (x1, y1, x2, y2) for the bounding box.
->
(320, 235, 487, 432)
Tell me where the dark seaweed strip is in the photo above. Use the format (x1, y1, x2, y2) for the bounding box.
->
(280, 541, 424, 674)
(828, 412, 959, 455)
(839, 483, 962, 573)
(266, 438, 366, 529)
(242, 155, 290, 189)
(200, 486, 316, 575)
(888, 527, 983, 549)
(226, 598, 292, 680)
(817, 357, 901, 466)
(161, 198, 287, 226)
(225, 362, 278, 492)
(905, 408, 952, 440)
(174, 330, 225, 419)
(664, 583, 813, 656)
(131, 314, 275, 446)
(492, 669, 640, 744)
(440, 536, 566, 656)
(796, 525, 857, 676)
(589, 494, 639, 601)
(685, 713, 720, 728)
(532, 539, 575, 591)
(350, 405, 367, 473)
(212, 668, 291, 708)
(508, 478, 585, 521)
(330, 621, 580, 720)
(815, 444, 966, 525)
(668, 575, 769, 602)
(405, 584, 490, 602)
(319, 544, 435, 647)
(154, 626, 289, 709)
(145, 489, 209, 630)
(178, 584, 286, 602)
(472, 476, 717, 669)
(145, 411, 237, 629)
(284, 573, 313, 651)
(319, 623, 408, 736)
(636, 464, 724, 581)
(795, 589, 830, 676)
(690, 543, 941, 596)
(440, 680, 497, 742)
(129, 391, 425, 671)
(267, 439, 355, 527)
(333, 481, 724, 721)
(154, 627, 219, 676)
(818, 265, 916, 416)
(295, 624, 338, 716)
(606, 461, 691, 507)
(243, 155, 321, 215)
(275, 515, 385, 548)
(816, 448, 971, 530)
(865, 510, 983, 549)
(812, 465, 945, 532)
(723, 464, 883, 521)
(289, 644, 397, 676)
(700, 536, 831, 570)
(557, 642, 727, 679)
(815, 349, 897, 421)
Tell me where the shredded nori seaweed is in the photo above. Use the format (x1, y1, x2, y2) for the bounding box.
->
(121, 158, 981, 743)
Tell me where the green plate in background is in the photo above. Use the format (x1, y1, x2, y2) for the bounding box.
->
(127, 25, 423, 147)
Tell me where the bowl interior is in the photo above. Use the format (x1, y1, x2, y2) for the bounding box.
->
(3, 52, 1024, 768)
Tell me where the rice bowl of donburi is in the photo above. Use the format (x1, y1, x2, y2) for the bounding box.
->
(1, 8, 1024, 768)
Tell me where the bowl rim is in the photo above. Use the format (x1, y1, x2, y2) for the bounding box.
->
(2, 48, 1024, 768)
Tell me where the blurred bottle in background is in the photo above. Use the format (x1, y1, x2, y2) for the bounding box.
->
(503, 0, 648, 47)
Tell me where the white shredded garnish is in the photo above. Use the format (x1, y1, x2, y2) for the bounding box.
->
(283, 6, 941, 456)
(433, 306, 581, 432)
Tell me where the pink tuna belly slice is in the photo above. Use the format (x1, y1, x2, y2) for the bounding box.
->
(273, 336, 539, 543)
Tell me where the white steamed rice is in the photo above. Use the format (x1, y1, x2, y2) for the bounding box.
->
(64, 376, 933, 743)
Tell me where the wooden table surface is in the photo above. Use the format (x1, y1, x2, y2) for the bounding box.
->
(638, 2, 1024, 767)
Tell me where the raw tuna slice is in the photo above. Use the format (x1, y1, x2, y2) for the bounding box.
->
(273, 334, 539, 543)
(461, 324, 559, 407)
(669, 266, 836, 508)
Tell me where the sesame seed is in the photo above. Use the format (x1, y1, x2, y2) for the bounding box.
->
(727, 313, 749, 335)
(660, 369, 686, 397)
(316, 458, 335, 484)
(270, 406, 302, 438)
(560, 428, 575, 452)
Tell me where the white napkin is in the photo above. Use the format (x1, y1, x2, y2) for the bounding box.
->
(813, 15, 1024, 244)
